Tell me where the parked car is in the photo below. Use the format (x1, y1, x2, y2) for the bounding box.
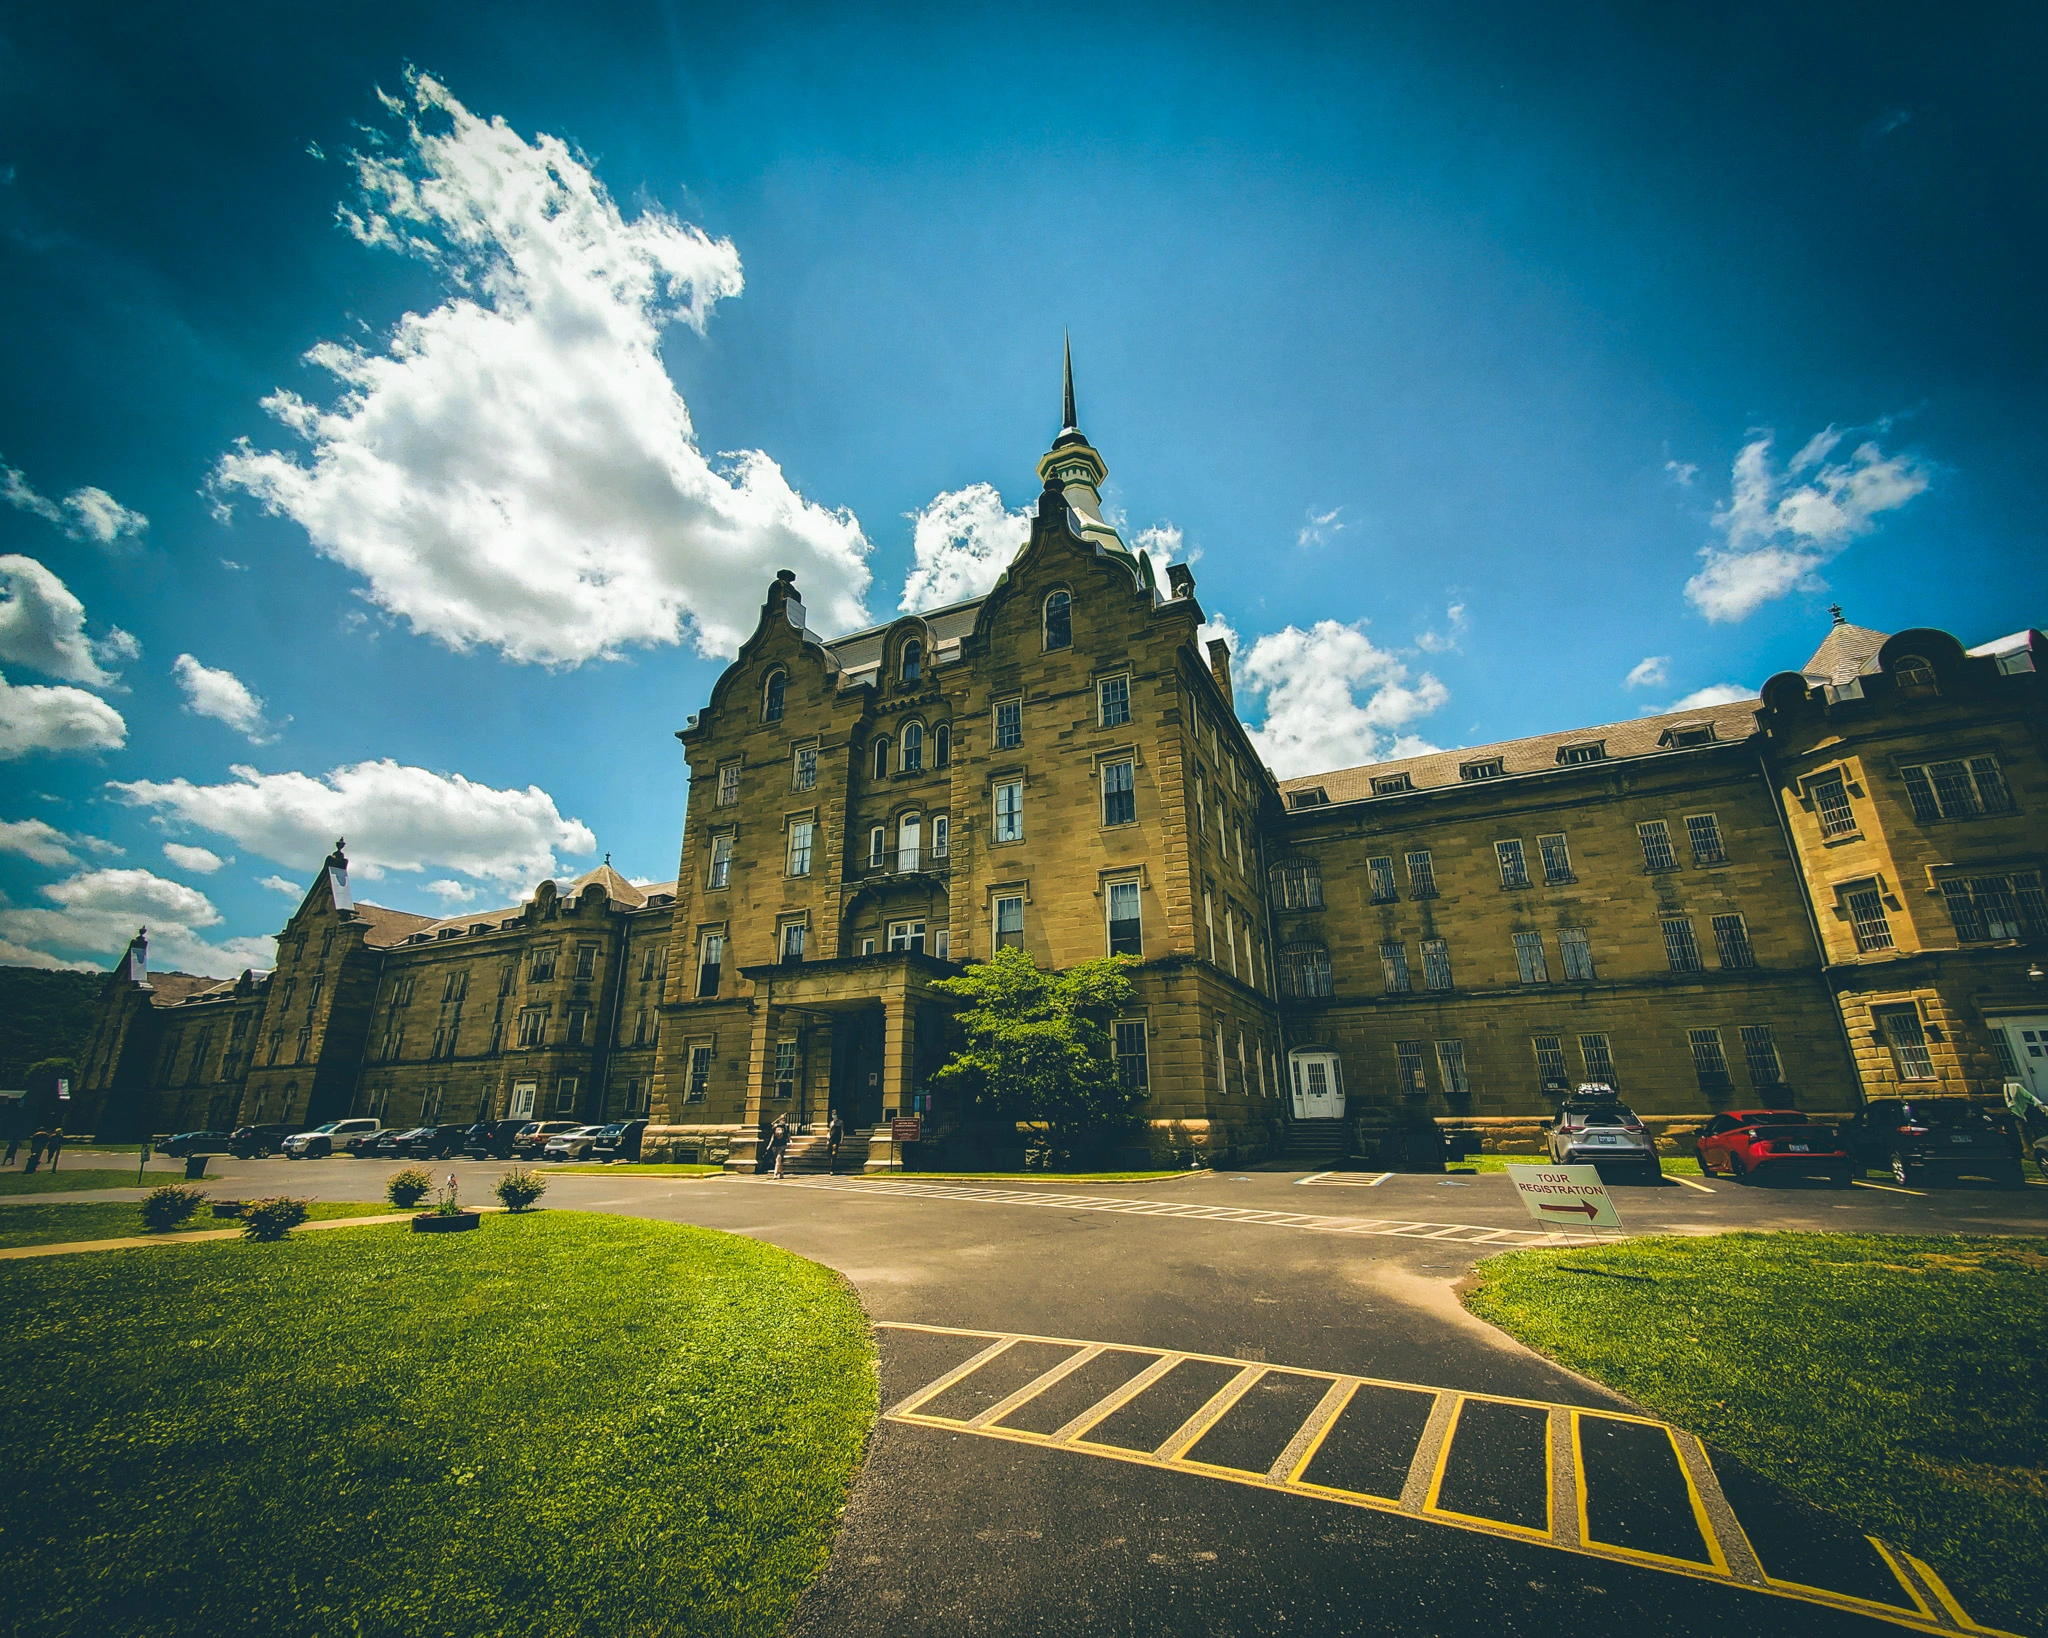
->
(590, 1119, 649, 1163)
(284, 1118, 382, 1159)
(462, 1119, 530, 1160)
(227, 1122, 298, 1159)
(1545, 1085, 1661, 1174)
(342, 1126, 394, 1158)
(159, 1129, 235, 1157)
(509, 1120, 580, 1160)
(1694, 1110, 1850, 1185)
(404, 1124, 472, 1160)
(542, 1125, 609, 1161)
(371, 1127, 432, 1159)
(1844, 1097, 2025, 1187)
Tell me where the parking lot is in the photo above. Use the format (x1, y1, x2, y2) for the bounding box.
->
(23, 1151, 2044, 1635)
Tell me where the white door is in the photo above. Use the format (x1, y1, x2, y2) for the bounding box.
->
(898, 815, 921, 871)
(510, 1081, 537, 1119)
(1990, 1016, 2048, 1097)
(1290, 1053, 1345, 1120)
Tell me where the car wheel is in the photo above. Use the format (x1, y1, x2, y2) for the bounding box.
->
(1889, 1150, 1919, 1187)
(1730, 1156, 1750, 1184)
(1693, 1147, 1713, 1176)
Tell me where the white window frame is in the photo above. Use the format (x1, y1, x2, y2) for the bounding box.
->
(787, 819, 814, 877)
(993, 779, 1024, 843)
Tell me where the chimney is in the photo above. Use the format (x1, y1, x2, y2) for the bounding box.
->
(1207, 638, 1234, 708)
(1167, 563, 1196, 600)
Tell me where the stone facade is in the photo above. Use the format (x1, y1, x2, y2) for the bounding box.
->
(69, 376, 2048, 1160)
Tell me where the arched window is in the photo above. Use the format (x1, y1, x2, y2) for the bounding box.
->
(1269, 858, 1325, 911)
(1278, 942, 1334, 999)
(901, 640, 922, 682)
(933, 723, 951, 769)
(873, 737, 891, 779)
(1894, 654, 1937, 691)
(763, 669, 786, 723)
(1043, 590, 1072, 651)
(898, 811, 923, 871)
(902, 721, 924, 770)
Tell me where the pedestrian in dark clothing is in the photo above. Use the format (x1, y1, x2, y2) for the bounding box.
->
(770, 1115, 792, 1179)
(757, 1115, 774, 1176)
(46, 1129, 64, 1171)
(25, 1129, 47, 1174)
(4, 1132, 18, 1167)
(827, 1109, 844, 1175)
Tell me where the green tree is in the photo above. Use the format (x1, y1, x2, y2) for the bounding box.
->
(928, 948, 1141, 1159)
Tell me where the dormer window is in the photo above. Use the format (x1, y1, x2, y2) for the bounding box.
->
(1044, 590, 1072, 652)
(1371, 773, 1414, 795)
(1459, 759, 1503, 781)
(1660, 723, 1714, 748)
(1557, 742, 1606, 765)
(901, 640, 922, 683)
(1288, 787, 1329, 809)
(1894, 655, 1937, 692)
(763, 669, 786, 723)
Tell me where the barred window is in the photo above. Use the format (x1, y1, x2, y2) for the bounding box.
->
(1538, 833, 1573, 884)
(1114, 1020, 1149, 1094)
(1558, 928, 1595, 981)
(1395, 1040, 1429, 1094)
(1638, 820, 1678, 872)
(1877, 1006, 1936, 1080)
(1902, 757, 2014, 820)
(516, 1008, 547, 1049)
(1686, 814, 1726, 865)
(1496, 839, 1530, 888)
(1271, 858, 1325, 910)
(1843, 884, 1894, 952)
(1098, 675, 1132, 728)
(1579, 1033, 1616, 1084)
(1940, 872, 2045, 941)
(1435, 1040, 1470, 1096)
(1688, 1028, 1732, 1090)
(1379, 940, 1411, 994)
(1809, 772, 1858, 837)
(1712, 913, 1755, 969)
(1420, 938, 1453, 991)
(1532, 1034, 1569, 1090)
(1740, 1025, 1783, 1089)
(1512, 931, 1549, 983)
(687, 1044, 713, 1101)
(1407, 851, 1438, 898)
(1367, 856, 1398, 903)
(1661, 917, 1704, 973)
(1280, 942, 1334, 998)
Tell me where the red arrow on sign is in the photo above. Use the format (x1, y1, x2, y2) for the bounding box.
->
(1538, 1199, 1601, 1220)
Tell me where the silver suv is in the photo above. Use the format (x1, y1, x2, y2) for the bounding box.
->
(1546, 1085, 1661, 1174)
(283, 1118, 382, 1159)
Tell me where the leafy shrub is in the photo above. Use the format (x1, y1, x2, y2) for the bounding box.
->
(139, 1184, 207, 1234)
(386, 1168, 434, 1209)
(494, 1167, 547, 1212)
(239, 1197, 309, 1242)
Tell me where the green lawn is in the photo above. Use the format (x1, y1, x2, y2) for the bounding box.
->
(1464, 1233, 2048, 1635)
(0, 1200, 393, 1249)
(0, 1167, 167, 1195)
(0, 1211, 877, 1637)
(557, 1161, 727, 1176)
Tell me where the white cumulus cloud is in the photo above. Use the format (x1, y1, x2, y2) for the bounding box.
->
(2, 458, 148, 546)
(0, 867, 274, 977)
(1219, 614, 1449, 779)
(0, 554, 136, 687)
(899, 484, 1032, 611)
(1625, 655, 1671, 690)
(1414, 601, 1469, 655)
(211, 72, 870, 666)
(424, 877, 479, 904)
(162, 842, 228, 873)
(1657, 682, 1756, 712)
(1685, 428, 1931, 622)
(1297, 506, 1345, 549)
(257, 874, 302, 896)
(0, 817, 119, 867)
(172, 654, 283, 742)
(109, 757, 596, 889)
(0, 672, 127, 760)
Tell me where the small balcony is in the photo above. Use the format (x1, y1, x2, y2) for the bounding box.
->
(857, 843, 958, 879)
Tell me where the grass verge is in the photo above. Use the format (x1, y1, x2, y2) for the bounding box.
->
(0, 1200, 392, 1249)
(0, 1168, 165, 1196)
(1463, 1232, 2047, 1635)
(556, 1162, 726, 1176)
(0, 1211, 876, 1638)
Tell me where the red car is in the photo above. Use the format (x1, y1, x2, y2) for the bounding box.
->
(1694, 1110, 1851, 1186)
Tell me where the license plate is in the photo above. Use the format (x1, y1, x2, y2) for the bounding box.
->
(1950, 1134, 1974, 1145)
(1786, 1144, 1810, 1153)
(1587, 1135, 1621, 1145)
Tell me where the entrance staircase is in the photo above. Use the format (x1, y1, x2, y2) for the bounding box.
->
(757, 1128, 876, 1175)
(1283, 1117, 1349, 1167)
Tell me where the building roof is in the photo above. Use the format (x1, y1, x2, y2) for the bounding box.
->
(353, 904, 441, 948)
(382, 869, 680, 941)
(147, 971, 232, 1007)
(1277, 696, 1764, 807)
(1799, 620, 1892, 683)
(824, 594, 989, 682)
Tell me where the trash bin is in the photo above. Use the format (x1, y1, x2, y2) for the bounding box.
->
(184, 1154, 209, 1180)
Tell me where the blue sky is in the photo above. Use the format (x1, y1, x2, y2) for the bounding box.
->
(2, 2, 2042, 976)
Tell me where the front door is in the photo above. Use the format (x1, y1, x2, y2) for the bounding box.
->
(831, 1011, 888, 1129)
(1990, 1016, 2048, 1097)
(1290, 1053, 1345, 1120)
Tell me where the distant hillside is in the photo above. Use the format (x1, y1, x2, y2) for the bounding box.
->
(0, 967, 106, 1076)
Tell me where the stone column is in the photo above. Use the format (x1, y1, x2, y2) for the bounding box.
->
(865, 993, 915, 1172)
(730, 1002, 776, 1173)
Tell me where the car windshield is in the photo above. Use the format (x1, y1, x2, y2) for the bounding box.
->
(1571, 1105, 1638, 1127)
(1903, 1101, 1992, 1127)
(1747, 1112, 1807, 1126)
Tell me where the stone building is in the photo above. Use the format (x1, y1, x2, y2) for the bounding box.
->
(70, 364, 2048, 1160)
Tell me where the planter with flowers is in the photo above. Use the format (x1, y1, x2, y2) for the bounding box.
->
(411, 1172, 479, 1233)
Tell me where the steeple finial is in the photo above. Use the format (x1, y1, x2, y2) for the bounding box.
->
(1829, 604, 1846, 626)
(1061, 332, 1076, 432)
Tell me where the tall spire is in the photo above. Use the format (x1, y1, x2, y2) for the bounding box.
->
(1061, 332, 1077, 432)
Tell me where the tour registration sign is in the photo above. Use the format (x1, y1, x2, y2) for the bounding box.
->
(1505, 1163, 1623, 1231)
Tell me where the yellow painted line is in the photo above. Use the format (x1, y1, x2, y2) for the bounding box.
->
(1153, 1363, 1267, 1461)
(1275, 1377, 1357, 1485)
(1906, 1554, 2027, 1637)
(1570, 1410, 1729, 1576)
(1869, 1538, 1938, 1621)
(1058, 1353, 1186, 1443)
(1672, 1174, 1716, 1194)
(967, 1345, 1104, 1430)
(1853, 1179, 1927, 1196)
(1421, 1395, 1554, 1543)
(885, 1335, 1018, 1418)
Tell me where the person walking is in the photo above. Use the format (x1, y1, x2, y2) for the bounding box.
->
(25, 1128, 47, 1175)
(4, 1130, 18, 1167)
(756, 1113, 774, 1177)
(45, 1128, 64, 1172)
(770, 1114, 791, 1179)
(827, 1108, 844, 1176)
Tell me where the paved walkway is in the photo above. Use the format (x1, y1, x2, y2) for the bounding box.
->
(0, 1206, 505, 1260)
